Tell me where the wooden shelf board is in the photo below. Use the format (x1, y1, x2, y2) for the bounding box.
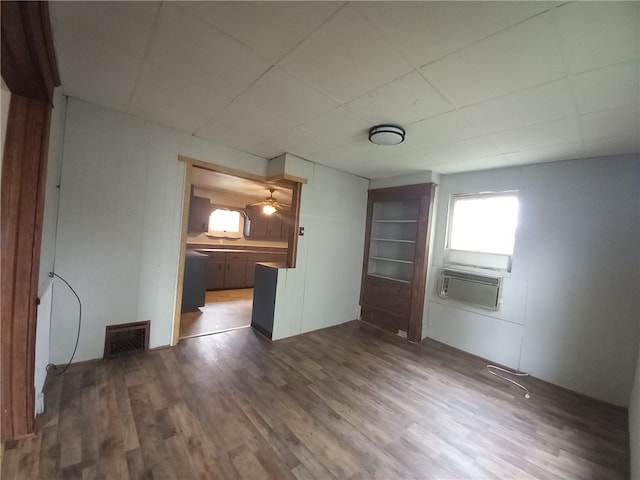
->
(367, 273, 412, 284)
(372, 219, 417, 223)
(371, 238, 416, 243)
(370, 256, 414, 264)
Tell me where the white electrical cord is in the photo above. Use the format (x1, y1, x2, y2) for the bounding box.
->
(487, 364, 531, 399)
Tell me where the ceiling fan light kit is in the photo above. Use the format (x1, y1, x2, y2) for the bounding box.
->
(368, 125, 405, 146)
(248, 188, 288, 215)
(262, 204, 277, 215)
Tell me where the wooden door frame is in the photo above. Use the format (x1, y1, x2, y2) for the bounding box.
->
(171, 155, 304, 346)
(0, 1, 60, 440)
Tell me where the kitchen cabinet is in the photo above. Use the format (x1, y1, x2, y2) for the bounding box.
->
(188, 186, 211, 234)
(198, 250, 287, 290)
(360, 183, 436, 342)
(247, 207, 287, 240)
(181, 251, 207, 313)
(206, 259, 225, 290)
(251, 263, 278, 339)
(224, 253, 247, 288)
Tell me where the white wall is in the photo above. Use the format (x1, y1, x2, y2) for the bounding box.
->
(630, 173, 640, 479)
(34, 88, 67, 407)
(425, 155, 640, 407)
(1, 77, 10, 167)
(631, 347, 640, 479)
(272, 158, 368, 340)
(51, 98, 368, 363)
(51, 98, 269, 363)
(35, 282, 53, 414)
(40, 89, 67, 288)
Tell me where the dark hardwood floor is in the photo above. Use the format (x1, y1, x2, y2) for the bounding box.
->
(2, 321, 629, 479)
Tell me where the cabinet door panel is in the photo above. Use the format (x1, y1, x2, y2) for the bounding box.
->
(245, 262, 256, 287)
(206, 260, 225, 290)
(224, 261, 247, 288)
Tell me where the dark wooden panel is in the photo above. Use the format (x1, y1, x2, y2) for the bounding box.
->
(1, 0, 59, 441)
(0, 95, 52, 440)
(362, 275, 412, 317)
(1, 2, 60, 101)
(360, 306, 409, 334)
(360, 183, 436, 343)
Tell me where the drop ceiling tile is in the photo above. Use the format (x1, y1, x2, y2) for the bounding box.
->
(346, 72, 453, 126)
(553, 2, 639, 75)
(52, 29, 141, 111)
(505, 143, 585, 166)
(308, 138, 416, 168)
(253, 128, 336, 160)
(357, 1, 548, 66)
(460, 79, 576, 134)
(404, 111, 481, 150)
(50, 1, 159, 62)
(300, 107, 371, 146)
(580, 107, 640, 143)
(412, 137, 500, 167)
(422, 13, 565, 107)
(338, 153, 427, 179)
(181, 2, 342, 63)
(572, 62, 640, 115)
(584, 136, 640, 158)
(147, 4, 270, 97)
(236, 67, 338, 126)
(434, 155, 511, 175)
(129, 64, 232, 133)
(279, 5, 414, 103)
(487, 117, 582, 154)
(197, 101, 292, 151)
(244, 143, 285, 160)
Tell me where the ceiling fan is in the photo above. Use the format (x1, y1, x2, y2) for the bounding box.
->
(248, 188, 289, 215)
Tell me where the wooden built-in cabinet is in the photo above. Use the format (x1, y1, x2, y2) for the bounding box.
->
(360, 183, 436, 342)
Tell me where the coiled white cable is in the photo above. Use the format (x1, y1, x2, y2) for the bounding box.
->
(487, 364, 531, 399)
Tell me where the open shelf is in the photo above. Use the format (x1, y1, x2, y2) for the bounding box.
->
(360, 184, 436, 341)
(372, 238, 416, 243)
(367, 273, 411, 284)
(372, 219, 417, 223)
(370, 256, 413, 264)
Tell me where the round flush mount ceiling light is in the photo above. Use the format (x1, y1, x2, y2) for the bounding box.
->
(368, 125, 405, 146)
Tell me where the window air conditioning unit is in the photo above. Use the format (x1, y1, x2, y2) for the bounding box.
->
(437, 268, 502, 311)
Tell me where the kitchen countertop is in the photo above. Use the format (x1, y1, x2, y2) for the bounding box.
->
(256, 262, 287, 269)
(192, 248, 286, 254)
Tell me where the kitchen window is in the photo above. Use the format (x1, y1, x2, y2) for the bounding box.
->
(208, 209, 242, 238)
(445, 192, 519, 272)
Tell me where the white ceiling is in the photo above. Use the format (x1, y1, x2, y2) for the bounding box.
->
(50, 1, 639, 179)
(192, 167, 293, 205)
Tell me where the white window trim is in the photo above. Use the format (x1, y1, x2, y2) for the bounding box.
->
(206, 208, 244, 239)
(444, 191, 518, 274)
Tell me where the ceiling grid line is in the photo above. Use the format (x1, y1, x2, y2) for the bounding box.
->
(125, 1, 165, 114)
(50, 1, 639, 179)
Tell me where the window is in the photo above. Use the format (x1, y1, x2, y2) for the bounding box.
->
(445, 192, 519, 272)
(208, 209, 242, 238)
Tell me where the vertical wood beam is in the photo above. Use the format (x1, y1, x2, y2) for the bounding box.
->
(1, 0, 60, 440)
(1, 95, 52, 439)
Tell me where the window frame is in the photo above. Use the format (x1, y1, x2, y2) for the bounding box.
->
(206, 207, 244, 239)
(444, 191, 519, 273)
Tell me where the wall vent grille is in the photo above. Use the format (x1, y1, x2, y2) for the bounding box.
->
(104, 321, 150, 359)
(438, 268, 502, 311)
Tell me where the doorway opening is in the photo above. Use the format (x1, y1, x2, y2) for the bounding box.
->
(172, 156, 303, 345)
(179, 288, 253, 339)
